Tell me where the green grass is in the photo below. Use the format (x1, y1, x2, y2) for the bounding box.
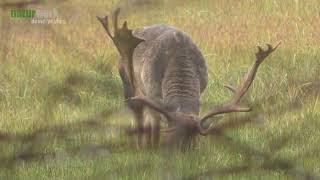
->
(0, 0, 319, 179)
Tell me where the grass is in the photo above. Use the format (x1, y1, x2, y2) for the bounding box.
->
(0, 0, 319, 179)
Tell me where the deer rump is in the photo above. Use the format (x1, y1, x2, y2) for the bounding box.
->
(131, 24, 208, 115)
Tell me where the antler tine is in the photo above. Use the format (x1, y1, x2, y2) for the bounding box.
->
(198, 43, 280, 135)
(199, 104, 251, 133)
(128, 96, 173, 123)
(233, 42, 281, 104)
(112, 7, 121, 34)
(96, 16, 113, 39)
(255, 42, 281, 64)
(224, 84, 236, 93)
(273, 42, 281, 51)
(96, 7, 122, 39)
(122, 21, 129, 30)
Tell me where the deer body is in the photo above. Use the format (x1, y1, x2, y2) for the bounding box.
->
(132, 24, 207, 114)
(97, 9, 279, 148)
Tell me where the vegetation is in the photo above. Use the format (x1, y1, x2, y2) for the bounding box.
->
(0, 0, 319, 179)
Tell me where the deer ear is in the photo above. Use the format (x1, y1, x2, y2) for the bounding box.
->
(128, 96, 173, 123)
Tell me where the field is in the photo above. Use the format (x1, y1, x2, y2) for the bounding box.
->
(0, 0, 319, 179)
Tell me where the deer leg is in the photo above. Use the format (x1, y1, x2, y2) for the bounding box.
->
(144, 119, 152, 147)
(141, 108, 161, 148)
(118, 63, 145, 146)
(149, 110, 161, 147)
(131, 105, 144, 147)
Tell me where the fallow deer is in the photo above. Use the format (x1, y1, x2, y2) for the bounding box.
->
(97, 8, 280, 148)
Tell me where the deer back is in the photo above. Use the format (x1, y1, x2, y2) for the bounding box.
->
(132, 24, 207, 114)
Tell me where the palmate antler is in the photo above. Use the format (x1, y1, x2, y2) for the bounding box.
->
(198, 42, 281, 135)
(128, 43, 281, 136)
(97, 9, 146, 146)
(97, 8, 144, 89)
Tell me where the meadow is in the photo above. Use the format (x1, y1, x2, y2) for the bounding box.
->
(0, 0, 319, 179)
